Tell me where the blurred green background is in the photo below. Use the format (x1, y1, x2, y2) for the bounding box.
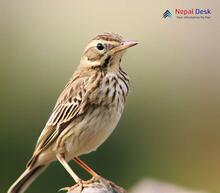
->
(1, 0, 220, 193)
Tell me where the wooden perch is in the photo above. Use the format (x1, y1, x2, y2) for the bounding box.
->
(66, 178, 126, 193)
(63, 178, 208, 193)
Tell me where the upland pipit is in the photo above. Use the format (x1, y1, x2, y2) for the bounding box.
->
(8, 32, 138, 193)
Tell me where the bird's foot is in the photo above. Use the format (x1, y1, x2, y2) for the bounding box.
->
(84, 175, 126, 193)
(59, 178, 98, 192)
(59, 176, 126, 193)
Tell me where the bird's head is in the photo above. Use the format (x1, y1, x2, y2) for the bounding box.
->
(79, 32, 138, 71)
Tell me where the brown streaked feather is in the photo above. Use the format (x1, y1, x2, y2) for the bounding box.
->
(28, 71, 102, 167)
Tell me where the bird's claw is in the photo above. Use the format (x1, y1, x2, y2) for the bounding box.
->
(59, 175, 123, 192)
(59, 178, 99, 192)
(59, 186, 71, 192)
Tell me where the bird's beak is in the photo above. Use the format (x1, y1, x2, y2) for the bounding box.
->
(110, 40, 138, 54)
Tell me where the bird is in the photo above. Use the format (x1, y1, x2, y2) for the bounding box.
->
(8, 32, 138, 193)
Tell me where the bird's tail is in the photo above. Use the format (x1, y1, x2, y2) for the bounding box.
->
(7, 165, 47, 193)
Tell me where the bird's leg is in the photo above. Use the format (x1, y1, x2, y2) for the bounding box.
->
(57, 154, 85, 192)
(57, 154, 81, 183)
(73, 157, 102, 184)
(57, 154, 98, 192)
(73, 157, 99, 178)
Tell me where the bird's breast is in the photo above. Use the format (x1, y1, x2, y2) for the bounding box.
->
(71, 74, 129, 155)
(65, 71, 129, 158)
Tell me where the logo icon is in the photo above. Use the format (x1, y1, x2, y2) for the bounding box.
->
(163, 10, 172, 18)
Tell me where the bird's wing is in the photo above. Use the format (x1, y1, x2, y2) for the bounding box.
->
(28, 74, 90, 165)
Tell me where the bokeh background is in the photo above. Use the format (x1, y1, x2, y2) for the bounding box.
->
(1, 0, 220, 193)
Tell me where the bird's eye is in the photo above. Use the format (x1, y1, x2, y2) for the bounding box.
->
(96, 43, 104, 50)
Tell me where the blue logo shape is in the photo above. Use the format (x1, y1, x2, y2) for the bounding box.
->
(163, 10, 172, 18)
